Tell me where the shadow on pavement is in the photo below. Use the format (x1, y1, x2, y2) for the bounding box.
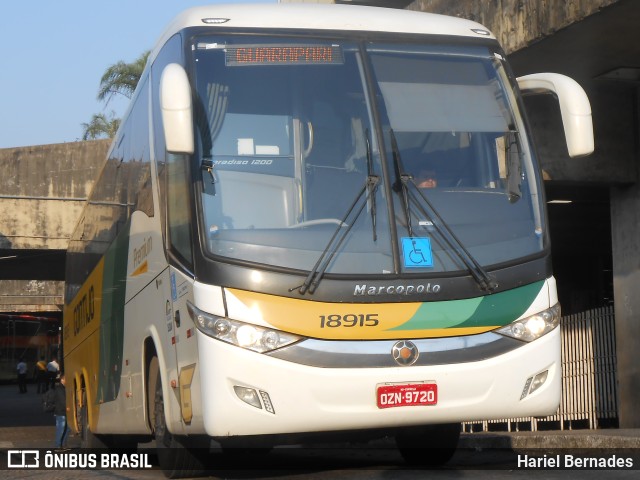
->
(0, 383, 53, 427)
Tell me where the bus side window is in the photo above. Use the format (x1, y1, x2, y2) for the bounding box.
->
(167, 153, 194, 265)
(151, 34, 193, 268)
(126, 77, 154, 218)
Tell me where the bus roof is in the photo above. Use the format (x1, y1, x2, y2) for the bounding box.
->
(152, 3, 495, 60)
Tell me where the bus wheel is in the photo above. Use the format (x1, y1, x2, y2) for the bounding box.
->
(78, 390, 108, 449)
(395, 423, 460, 467)
(153, 366, 206, 478)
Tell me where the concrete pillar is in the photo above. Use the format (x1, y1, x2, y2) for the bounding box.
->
(611, 181, 640, 427)
(610, 86, 640, 427)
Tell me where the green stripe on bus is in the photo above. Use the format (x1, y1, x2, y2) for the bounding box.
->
(389, 281, 545, 331)
(97, 221, 131, 403)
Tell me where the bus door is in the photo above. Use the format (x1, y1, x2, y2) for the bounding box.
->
(163, 146, 202, 430)
(167, 268, 199, 430)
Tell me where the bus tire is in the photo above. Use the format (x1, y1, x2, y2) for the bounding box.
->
(395, 423, 460, 467)
(153, 364, 207, 478)
(79, 389, 108, 449)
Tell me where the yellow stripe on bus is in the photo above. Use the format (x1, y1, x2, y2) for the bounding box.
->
(63, 257, 104, 433)
(226, 288, 497, 340)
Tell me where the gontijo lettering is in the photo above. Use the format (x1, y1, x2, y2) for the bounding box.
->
(73, 285, 94, 336)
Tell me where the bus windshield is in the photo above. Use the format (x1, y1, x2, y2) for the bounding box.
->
(193, 36, 545, 276)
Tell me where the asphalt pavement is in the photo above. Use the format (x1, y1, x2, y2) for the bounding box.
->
(0, 381, 80, 449)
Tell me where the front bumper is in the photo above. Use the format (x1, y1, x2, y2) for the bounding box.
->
(197, 326, 561, 438)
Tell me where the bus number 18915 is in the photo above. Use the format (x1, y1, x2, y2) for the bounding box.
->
(319, 313, 379, 328)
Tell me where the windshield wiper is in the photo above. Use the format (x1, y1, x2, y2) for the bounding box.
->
(407, 184, 498, 292)
(388, 129, 498, 292)
(390, 129, 414, 237)
(365, 129, 377, 242)
(290, 174, 379, 295)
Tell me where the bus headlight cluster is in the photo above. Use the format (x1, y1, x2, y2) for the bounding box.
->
(495, 304, 560, 342)
(187, 301, 301, 353)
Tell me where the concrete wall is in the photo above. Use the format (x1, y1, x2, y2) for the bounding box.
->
(0, 140, 110, 250)
(0, 280, 63, 313)
(0, 140, 109, 312)
(521, 86, 638, 184)
(408, 0, 619, 54)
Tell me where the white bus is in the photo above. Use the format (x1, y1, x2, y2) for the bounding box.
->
(63, 2, 593, 476)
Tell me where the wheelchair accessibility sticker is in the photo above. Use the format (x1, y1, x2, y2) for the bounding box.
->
(402, 237, 434, 268)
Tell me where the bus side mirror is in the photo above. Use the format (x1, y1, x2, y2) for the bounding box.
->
(160, 63, 194, 154)
(517, 73, 594, 158)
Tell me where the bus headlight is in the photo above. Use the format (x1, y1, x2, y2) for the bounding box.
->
(187, 301, 302, 353)
(495, 304, 561, 342)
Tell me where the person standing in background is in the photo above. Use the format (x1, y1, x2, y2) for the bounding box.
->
(34, 356, 48, 393)
(44, 373, 69, 450)
(16, 357, 27, 394)
(46, 356, 59, 389)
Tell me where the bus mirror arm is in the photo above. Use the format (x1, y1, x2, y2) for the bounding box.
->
(160, 63, 195, 154)
(201, 158, 217, 195)
(516, 73, 594, 158)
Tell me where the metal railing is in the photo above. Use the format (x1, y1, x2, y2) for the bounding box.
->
(464, 306, 618, 432)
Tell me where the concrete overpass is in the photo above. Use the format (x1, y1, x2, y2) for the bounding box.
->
(2, 0, 640, 425)
(0, 140, 109, 312)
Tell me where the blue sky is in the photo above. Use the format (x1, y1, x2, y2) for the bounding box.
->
(0, 0, 276, 149)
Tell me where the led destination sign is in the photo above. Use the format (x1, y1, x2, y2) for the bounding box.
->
(225, 44, 344, 66)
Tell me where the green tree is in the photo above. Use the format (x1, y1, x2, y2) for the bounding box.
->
(81, 50, 150, 140)
(81, 112, 121, 140)
(97, 50, 150, 105)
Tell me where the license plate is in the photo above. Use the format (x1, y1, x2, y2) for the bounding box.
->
(376, 382, 437, 409)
